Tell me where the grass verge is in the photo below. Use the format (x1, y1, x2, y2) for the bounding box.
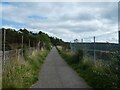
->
(2, 49, 49, 88)
(57, 48, 119, 89)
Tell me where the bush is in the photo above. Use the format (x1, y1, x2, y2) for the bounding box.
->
(72, 49, 84, 64)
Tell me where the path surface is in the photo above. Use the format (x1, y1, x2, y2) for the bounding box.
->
(32, 47, 90, 88)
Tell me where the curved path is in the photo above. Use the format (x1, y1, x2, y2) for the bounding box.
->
(32, 47, 90, 88)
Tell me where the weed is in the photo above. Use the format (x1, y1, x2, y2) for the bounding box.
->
(2, 49, 49, 88)
(58, 48, 119, 89)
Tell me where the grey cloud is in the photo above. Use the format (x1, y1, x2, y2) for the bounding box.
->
(2, 2, 118, 42)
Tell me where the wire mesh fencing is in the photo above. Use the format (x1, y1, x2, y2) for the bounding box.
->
(2, 47, 38, 71)
(70, 31, 119, 88)
(70, 31, 119, 61)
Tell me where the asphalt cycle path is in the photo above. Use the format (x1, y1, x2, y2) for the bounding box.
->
(32, 47, 90, 88)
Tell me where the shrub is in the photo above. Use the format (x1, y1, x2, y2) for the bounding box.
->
(72, 49, 84, 64)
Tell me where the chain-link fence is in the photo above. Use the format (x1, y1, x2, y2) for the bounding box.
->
(70, 31, 119, 87)
(71, 43, 118, 61)
(70, 31, 119, 62)
(2, 47, 38, 71)
(2, 49, 21, 65)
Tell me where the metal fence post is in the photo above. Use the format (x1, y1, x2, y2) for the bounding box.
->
(118, 30, 120, 55)
(70, 41, 71, 51)
(118, 2, 120, 87)
(94, 36, 96, 63)
(29, 32, 31, 50)
(81, 39, 83, 49)
(29, 39, 30, 49)
(0, 28, 2, 90)
(3, 29, 6, 66)
(22, 35, 23, 58)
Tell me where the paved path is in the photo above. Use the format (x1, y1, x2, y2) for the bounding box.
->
(32, 47, 90, 88)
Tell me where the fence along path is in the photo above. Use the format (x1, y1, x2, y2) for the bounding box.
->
(2, 48, 36, 68)
(32, 47, 90, 88)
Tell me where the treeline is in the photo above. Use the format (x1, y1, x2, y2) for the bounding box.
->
(1, 28, 64, 50)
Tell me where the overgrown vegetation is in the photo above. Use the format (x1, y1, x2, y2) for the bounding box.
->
(57, 47, 119, 89)
(1, 28, 64, 50)
(1, 27, 65, 88)
(2, 49, 49, 88)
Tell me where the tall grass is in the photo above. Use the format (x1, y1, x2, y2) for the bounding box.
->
(2, 49, 49, 88)
(58, 48, 119, 89)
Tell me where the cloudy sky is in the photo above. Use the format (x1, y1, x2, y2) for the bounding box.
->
(0, 2, 119, 43)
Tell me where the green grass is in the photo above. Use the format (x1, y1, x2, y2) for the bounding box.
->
(2, 49, 49, 88)
(57, 48, 119, 89)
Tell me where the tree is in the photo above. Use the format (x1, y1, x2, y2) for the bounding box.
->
(2, 27, 65, 50)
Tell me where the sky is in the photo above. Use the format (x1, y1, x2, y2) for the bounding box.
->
(0, 2, 119, 43)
